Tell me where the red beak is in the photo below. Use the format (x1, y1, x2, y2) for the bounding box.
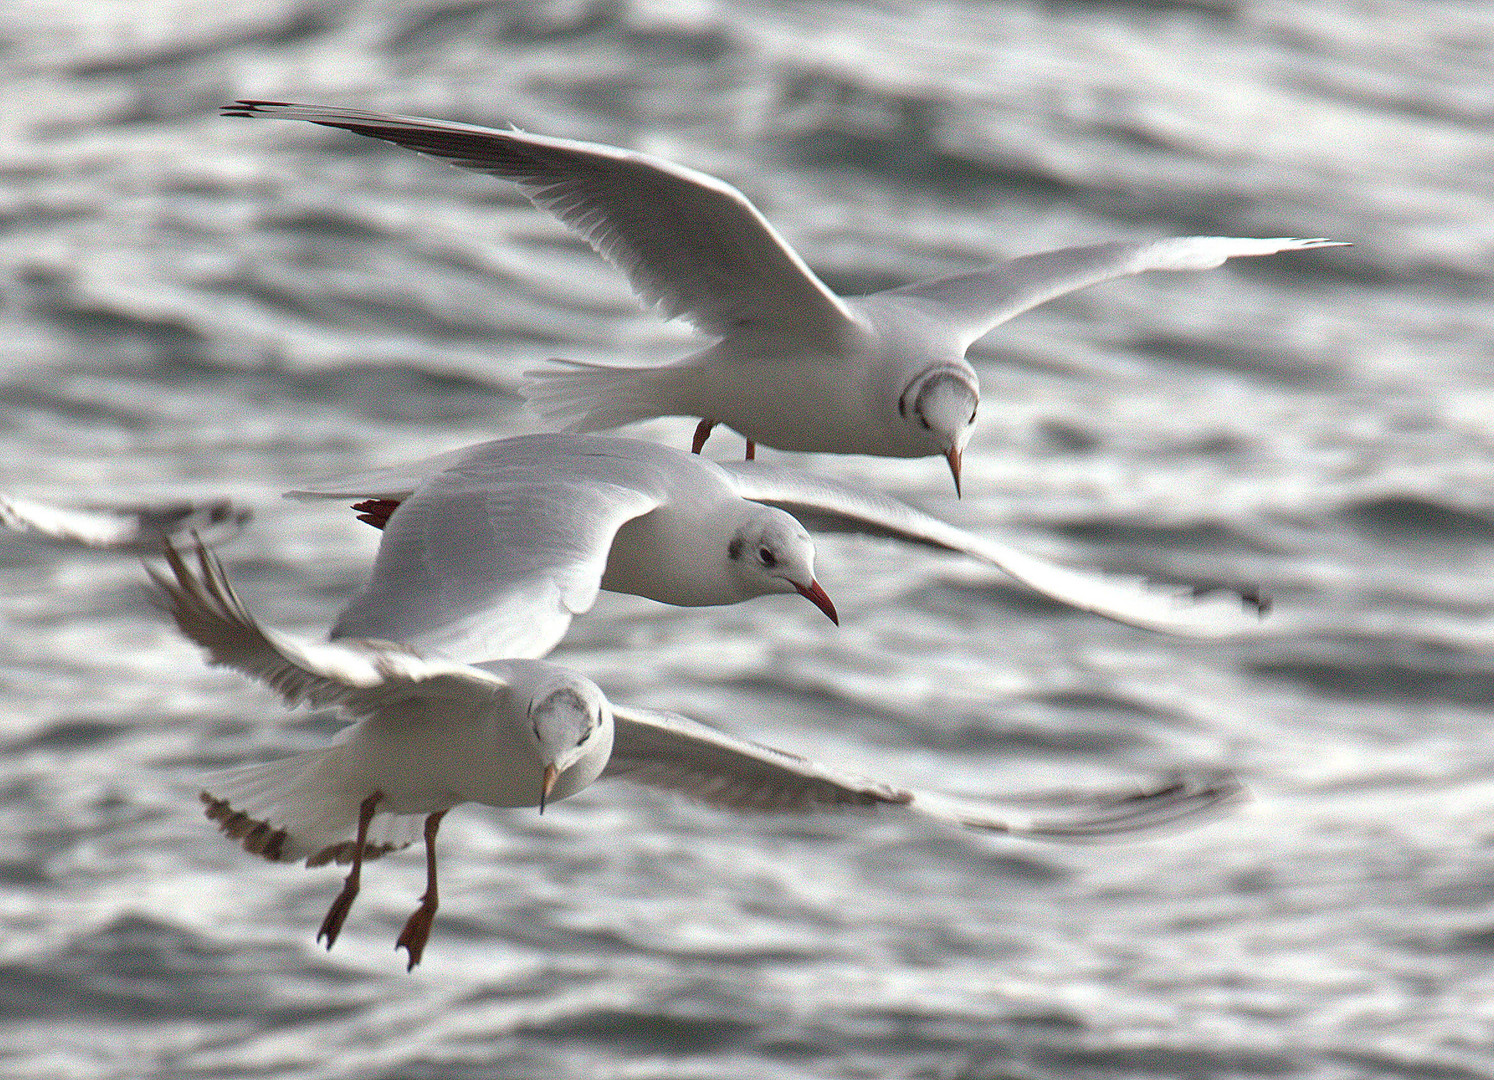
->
(794, 579, 839, 625)
(945, 447, 963, 498)
(539, 763, 559, 814)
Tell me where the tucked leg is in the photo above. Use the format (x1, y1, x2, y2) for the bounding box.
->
(395, 810, 447, 971)
(745, 440, 756, 461)
(691, 419, 717, 455)
(351, 498, 400, 530)
(317, 790, 382, 950)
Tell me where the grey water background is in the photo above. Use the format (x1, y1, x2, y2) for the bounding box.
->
(2, 1, 1493, 1077)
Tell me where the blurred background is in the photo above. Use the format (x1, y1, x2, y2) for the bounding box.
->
(2, 1, 1492, 1077)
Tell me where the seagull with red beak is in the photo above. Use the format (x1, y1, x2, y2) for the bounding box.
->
(295, 431, 1273, 642)
(224, 100, 1345, 496)
(295, 433, 839, 664)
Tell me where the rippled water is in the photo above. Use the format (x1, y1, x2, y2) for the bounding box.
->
(4, 2, 1494, 1077)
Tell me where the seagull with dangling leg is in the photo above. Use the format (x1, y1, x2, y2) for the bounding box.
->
(223, 99, 1348, 494)
(151, 542, 1244, 968)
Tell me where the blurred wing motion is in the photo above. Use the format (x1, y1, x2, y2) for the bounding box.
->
(723, 461, 1267, 638)
(2, 494, 249, 552)
(605, 704, 1242, 838)
(146, 542, 510, 715)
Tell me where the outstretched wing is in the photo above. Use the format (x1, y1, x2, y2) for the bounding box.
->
(873, 236, 1348, 352)
(605, 704, 1242, 837)
(324, 436, 667, 661)
(286, 441, 490, 504)
(223, 100, 860, 346)
(148, 542, 510, 715)
(723, 461, 1267, 638)
(2, 494, 249, 552)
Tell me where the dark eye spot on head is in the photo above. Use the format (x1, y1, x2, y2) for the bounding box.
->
(728, 537, 744, 560)
(758, 546, 777, 567)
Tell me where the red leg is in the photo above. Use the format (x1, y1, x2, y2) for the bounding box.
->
(317, 790, 381, 950)
(395, 811, 446, 971)
(351, 499, 400, 530)
(691, 419, 716, 455)
(745, 440, 756, 461)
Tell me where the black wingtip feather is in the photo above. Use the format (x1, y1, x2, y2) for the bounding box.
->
(221, 100, 295, 118)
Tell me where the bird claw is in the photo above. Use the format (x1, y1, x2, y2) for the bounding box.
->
(395, 899, 437, 971)
(316, 882, 359, 950)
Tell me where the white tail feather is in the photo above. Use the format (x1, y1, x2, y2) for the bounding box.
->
(522, 358, 673, 432)
(200, 748, 423, 866)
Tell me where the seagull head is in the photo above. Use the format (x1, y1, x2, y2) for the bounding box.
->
(523, 669, 615, 813)
(901, 365, 979, 496)
(727, 507, 838, 625)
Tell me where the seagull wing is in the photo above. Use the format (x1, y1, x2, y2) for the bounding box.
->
(148, 543, 511, 715)
(285, 441, 493, 503)
(724, 461, 1267, 638)
(328, 437, 667, 661)
(605, 704, 1242, 837)
(2, 494, 249, 552)
(874, 236, 1348, 352)
(224, 101, 860, 345)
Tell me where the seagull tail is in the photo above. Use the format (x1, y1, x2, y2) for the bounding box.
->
(521, 358, 675, 432)
(199, 749, 422, 867)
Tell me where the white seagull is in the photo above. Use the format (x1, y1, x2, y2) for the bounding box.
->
(291, 432, 1268, 651)
(223, 100, 1347, 493)
(0, 494, 249, 552)
(302, 433, 840, 662)
(151, 542, 1242, 968)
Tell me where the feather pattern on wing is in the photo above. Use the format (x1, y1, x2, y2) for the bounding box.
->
(722, 461, 1268, 638)
(147, 543, 512, 716)
(324, 436, 671, 661)
(878, 236, 1349, 351)
(606, 704, 1242, 837)
(222, 101, 860, 344)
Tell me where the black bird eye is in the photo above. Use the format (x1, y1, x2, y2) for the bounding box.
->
(758, 546, 777, 567)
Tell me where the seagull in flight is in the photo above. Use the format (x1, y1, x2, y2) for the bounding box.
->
(0, 493, 249, 552)
(151, 542, 1243, 968)
(290, 432, 1270, 647)
(223, 99, 1347, 494)
(297, 433, 840, 662)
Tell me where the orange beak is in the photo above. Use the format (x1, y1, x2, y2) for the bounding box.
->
(794, 579, 839, 625)
(945, 446, 963, 498)
(539, 762, 559, 814)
